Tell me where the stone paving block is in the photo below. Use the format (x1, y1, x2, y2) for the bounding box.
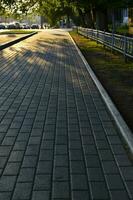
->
(70, 161, 86, 174)
(87, 167, 104, 181)
(0, 146, 12, 156)
(69, 141, 82, 149)
(53, 166, 69, 181)
(28, 137, 41, 145)
(96, 140, 110, 150)
(70, 149, 83, 161)
(56, 135, 67, 145)
(25, 145, 40, 156)
(83, 145, 97, 155)
(32, 191, 50, 200)
(90, 182, 109, 199)
(115, 155, 132, 167)
(0, 157, 8, 168)
(18, 168, 35, 182)
(110, 190, 130, 200)
(34, 175, 51, 190)
(43, 131, 55, 140)
(41, 140, 54, 150)
(82, 135, 94, 145)
(85, 155, 101, 168)
(108, 135, 122, 145)
(55, 144, 68, 155)
(55, 155, 68, 167)
(105, 174, 125, 190)
(0, 176, 16, 192)
(39, 149, 53, 161)
(0, 192, 12, 200)
(37, 161, 52, 174)
(13, 141, 27, 151)
(94, 131, 106, 140)
(22, 156, 37, 168)
(12, 182, 32, 200)
(9, 151, 24, 162)
(121, 167, 133, 181)
(71, 174, 88, 190)
(111, 145, 126, 155)
(99, 149, 114, 161)
(16, 133, 30, 142)
(3, 162, 20, 176)
(52, 181, 70, 199)
(72, 191, 90, 200)
(6, 129, 19, 137)
(2, 137, 16, 146)
(31, 129, 43, 136)
(102, 160, 119, 174)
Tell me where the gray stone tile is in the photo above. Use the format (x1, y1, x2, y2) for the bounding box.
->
(87, 168, 104, 181)
(53, 167, 69, 181)
(70, 161, 86, 174)
(110, 190, 130, 200)
(85, 155, 100, 167)
(90, 182, 109, 200)
(32, 191, 50, 200)
(106, 174, 125, 190)
(3, 162, 20, 176)
(72, 191, 90, 200)
(121, 167, 133, 181)
(99, 149, 114, 161)
(52, 181, 70, 199)
(70, 150, 83, 161)
(37, 161, 52, 174)
(0, 192, 12, 200)
(9, 151, 24, 162)
(18, 168, 35, 182)
(25, 145, 40, 156)
(12, 182, 32, 200)
(39, 150, 53, 161)
(22, 156, 37, 168)
(55, 155, 68, 167)
(34, 175, 51, 190)
(0, 176, 16, 191)
(71, 174, 88, 190)
(115, 155, 132, 167)
(55, 145, 68, 155)
(83, 145, 97, 155)
(102, 161, 119, 174)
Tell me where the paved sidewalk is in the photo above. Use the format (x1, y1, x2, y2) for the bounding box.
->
(0, 29, 132, 200)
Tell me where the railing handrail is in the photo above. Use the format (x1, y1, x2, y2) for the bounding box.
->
(77, 27, 133, 59)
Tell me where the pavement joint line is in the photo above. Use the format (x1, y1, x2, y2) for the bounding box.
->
(68, 32, 133, 155)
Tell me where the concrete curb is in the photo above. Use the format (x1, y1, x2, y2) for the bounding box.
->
(68, 32, 133, 154)
(0, 32, 37, 50)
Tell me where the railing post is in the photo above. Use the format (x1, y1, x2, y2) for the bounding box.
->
(96, 29, 99, 44)
(124, 35, 127, 62)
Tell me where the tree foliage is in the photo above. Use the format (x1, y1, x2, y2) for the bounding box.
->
(1, 0, 133, 28)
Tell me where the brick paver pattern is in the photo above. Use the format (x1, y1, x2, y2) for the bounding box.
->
(0, 30, 132, 200)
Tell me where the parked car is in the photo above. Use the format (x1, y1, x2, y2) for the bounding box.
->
(22, 24, 30, 29)
(0, 24, 6, 29)
(31, 24, 40, 29)
(7, 24, 16, 29)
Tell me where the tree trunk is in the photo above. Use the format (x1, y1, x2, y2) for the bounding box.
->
(78, 8, 86, 27)
(96, 9, 108, 31)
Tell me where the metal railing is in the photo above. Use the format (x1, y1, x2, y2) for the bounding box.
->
(78, 27, 133, 59)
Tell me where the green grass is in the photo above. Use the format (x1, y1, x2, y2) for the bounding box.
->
(0, 30, 35, 35)
(70, 31, 133, 132)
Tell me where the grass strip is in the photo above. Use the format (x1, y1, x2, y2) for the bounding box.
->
(70, 31, 133, 132)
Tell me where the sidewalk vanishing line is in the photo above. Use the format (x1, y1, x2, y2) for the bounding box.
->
(69, 32, 133, 155)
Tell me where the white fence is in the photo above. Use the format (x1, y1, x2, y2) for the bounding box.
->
(78, 27, 133, 59)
